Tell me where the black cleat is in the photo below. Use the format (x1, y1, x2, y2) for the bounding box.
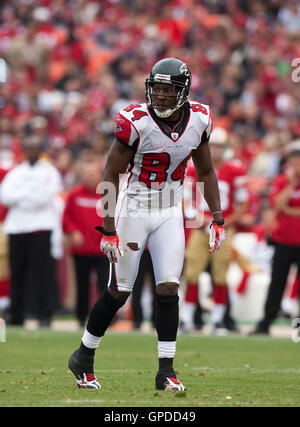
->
(155, 371, 186, 391)
(68, 349, 101, 389)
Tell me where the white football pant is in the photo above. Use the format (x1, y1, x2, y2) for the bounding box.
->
(110, 193, 185, 292)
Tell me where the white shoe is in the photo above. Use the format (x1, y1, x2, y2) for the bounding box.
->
(163, 377, 186, 391)
(24, 319, 39, 331)
(212, 322, 228, 336)
(75, 373, 101, 389)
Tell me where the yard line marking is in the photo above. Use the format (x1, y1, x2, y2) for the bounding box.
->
(2, 398, 292, 407)
(22, 399, 157, 405)
(192, 367, 300, 374)
(94, 369, 132, 373)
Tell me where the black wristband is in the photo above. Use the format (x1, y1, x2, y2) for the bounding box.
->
(212, 219, 225, 226)
(95, 226, 116, 236)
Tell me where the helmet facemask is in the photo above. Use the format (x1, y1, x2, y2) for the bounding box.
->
(145, 79, 190, 119)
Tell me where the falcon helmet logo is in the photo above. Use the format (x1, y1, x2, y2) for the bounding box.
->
(180, 63, 190, 77)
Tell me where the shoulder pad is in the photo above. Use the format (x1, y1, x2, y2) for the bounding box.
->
(119, 103, 148, 123)
(189, 101, 213, 141)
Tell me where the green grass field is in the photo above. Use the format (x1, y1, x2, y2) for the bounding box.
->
(0, 327, 299, 407)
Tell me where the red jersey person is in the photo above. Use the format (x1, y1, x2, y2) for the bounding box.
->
(63, 150, 109, 326)
(182, 127, 249, 335)
(251, 141, 300, 335)
(0, 167, 10, 311)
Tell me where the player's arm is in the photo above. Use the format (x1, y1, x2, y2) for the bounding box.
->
(95, 139, 135, 263)
(273, 180, 296, 211)
(273, 177, 300, 217)
(100, 138, 135, 233)
(192, 142, 225, 253)
(281, 206, 300, 217)
(97, 108, 139, 263)
(191, 141, 223, 223)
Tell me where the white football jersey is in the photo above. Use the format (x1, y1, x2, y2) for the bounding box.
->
(114, 101, 213, 208)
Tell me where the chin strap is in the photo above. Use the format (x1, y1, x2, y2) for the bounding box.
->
(154, 107, 176, 119)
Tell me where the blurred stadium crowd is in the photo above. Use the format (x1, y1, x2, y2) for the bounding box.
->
(0, 0, 300, 330)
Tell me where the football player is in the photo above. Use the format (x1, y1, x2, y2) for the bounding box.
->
(182, 127, 249, 335)
(68, 58, 225, 391)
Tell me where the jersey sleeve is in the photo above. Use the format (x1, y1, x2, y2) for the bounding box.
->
(202, 106, 213, 143)
(194, 104, 213, 145)
(114, 112, 140, 150)
(189, 101, 214, 147)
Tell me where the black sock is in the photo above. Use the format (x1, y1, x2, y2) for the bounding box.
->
(79, 342, 95, 357)
(159, 357, 174, 373)
(85, 288, 124, 338)
(155, 294, 179, 341)
(155, 294, 179, 374)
